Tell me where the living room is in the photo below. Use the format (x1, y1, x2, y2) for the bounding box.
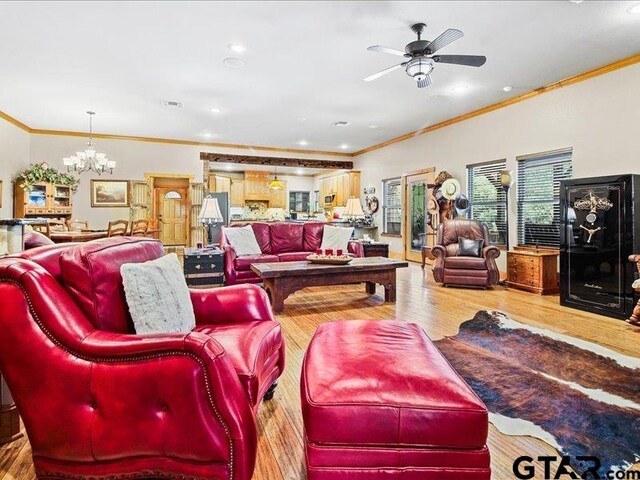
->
(1, 1, 639, 479)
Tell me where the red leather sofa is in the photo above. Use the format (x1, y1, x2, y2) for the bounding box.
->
(0, 237, 285, 480)
(222, 222, 364, 285)
(301, 320, 491, 480)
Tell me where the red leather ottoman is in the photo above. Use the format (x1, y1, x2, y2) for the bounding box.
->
(301, 320, 491, 480)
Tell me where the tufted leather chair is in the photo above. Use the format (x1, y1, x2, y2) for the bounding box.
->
(0, 237, 285, 480)
(432, 219, 501, 288)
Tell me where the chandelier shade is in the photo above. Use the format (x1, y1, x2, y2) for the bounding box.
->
(63, 112, 115, 175)
(269, 167, 285, 190)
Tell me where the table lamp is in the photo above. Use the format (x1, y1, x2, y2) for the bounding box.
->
(344, 197, 365, 225)
(198, 194, 224, 245)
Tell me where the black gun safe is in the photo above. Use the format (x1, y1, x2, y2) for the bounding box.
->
(560, 174, 640, 319)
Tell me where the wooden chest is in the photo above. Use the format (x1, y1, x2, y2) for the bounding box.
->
(506, 247, 560, 295)
(184, 248, 224, 287)
(362, 242, 389, 258)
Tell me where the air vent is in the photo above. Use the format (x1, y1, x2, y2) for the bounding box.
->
(160, 100, 184, 109)
(331, 121, 351, 127)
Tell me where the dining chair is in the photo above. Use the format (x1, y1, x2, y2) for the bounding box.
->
(66, 219, 89, 231)
(31, 221, 51, 238)
(47, 219, 68, 232)
(107, 220, 129, 237)
(130, 219, 149, 237)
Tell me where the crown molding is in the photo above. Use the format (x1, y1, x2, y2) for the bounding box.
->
(352, 52, 640, 157)
(0, 110, 32, 132)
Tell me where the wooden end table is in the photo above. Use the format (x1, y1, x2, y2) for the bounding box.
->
(251, 257, 408, 313)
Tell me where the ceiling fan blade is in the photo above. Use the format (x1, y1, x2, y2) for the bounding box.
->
(433, 54, 486, 67)
(417, 74, 433, 89)
(363, 63, 403, 82)
(426, 28, 463, 53)
(367, 45, 407, 57)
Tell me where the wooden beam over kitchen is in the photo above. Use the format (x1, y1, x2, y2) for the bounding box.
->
(200, 152, 353, 170)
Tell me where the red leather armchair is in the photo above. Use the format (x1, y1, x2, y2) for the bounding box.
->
(432, 219, 501, 288)
(0, 237, 285, 480)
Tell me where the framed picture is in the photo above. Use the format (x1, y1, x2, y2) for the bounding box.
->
(91, 180, 130, 207)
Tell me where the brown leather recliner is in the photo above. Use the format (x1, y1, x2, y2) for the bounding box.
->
(432, 219, 501, 288)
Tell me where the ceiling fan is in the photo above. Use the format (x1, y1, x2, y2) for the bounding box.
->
(364, 22, 486, 88)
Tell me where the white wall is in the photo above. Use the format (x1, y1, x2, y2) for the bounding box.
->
(355, 62, 640, 262)
(28, 135, 347, 228)
(0, 120, 30, 218)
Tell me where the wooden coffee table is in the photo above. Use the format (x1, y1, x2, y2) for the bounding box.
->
(251, 257, 409, 313)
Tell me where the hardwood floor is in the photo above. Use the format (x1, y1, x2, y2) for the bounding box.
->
(2, 263, 639, 480)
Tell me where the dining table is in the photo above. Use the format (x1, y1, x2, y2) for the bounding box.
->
(49, 230, 109, 243)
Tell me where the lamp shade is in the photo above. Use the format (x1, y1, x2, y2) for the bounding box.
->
(344, 197, 365, 218)
(500, 170, 514, 189)
(198, 195, 223, 225)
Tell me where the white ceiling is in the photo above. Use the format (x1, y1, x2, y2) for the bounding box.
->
(0, 1, 638, 154)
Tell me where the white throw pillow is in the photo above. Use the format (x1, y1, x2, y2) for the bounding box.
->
(222, 225, 262, 256)
(320, 225, 354, 252)
(121, 253, 196, 335)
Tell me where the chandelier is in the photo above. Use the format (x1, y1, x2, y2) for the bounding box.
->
(63, 111, 116, 175)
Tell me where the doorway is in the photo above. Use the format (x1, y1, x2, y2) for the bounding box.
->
(403, 168, 435, 262)
(146, 174, 193, 247)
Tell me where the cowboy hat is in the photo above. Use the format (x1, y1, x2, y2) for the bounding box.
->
(455, 193, 470, 216)
(441, 178, 461, 200)
(427, 194, 439, 214)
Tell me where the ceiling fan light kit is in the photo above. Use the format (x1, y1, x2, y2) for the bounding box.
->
(365, 22, 486, 89)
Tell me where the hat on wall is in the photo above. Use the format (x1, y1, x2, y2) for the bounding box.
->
(441, 178, 461, 200)
(455, 193, 471, 216)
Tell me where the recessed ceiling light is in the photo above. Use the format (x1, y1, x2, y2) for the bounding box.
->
(223, 57, 245, 68)
(297, 140, 309, 146)
(296, 168, 304, 175)
(569, 0, 584, 3)
(628, 3, 640, 13)
(225, 164, 234, 171)
(368, 124, 379, 129)
(296, 116, 307, 122)
(503, 86, 513, 92)
(210, 107, 222, 114)
(203, 133, 212, 138)
(340, 144, 349, 150)
(451, 85, 469, 94)
(228, 43, 246, 53)
(331, 121, 351, 127)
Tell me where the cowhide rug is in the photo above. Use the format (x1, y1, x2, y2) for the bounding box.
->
(434, 310, 640, 475)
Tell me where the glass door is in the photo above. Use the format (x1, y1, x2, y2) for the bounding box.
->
(404, 170, 435, 262)
(27, 184, 47, 209)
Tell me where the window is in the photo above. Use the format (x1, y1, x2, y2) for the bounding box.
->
(517, 148, 573, 247)
(467, 159, 507, 245)
(382, 177, 402, 235)
(164, 190, 182, 199)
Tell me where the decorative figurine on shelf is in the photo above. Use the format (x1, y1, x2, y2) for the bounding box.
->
(629, 254, 640, 326)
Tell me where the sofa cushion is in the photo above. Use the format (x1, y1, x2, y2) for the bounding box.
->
(320, 225, 353, 252)
(303, 222, 325, 252)
(270, 223, 304, 253)
(251, 223, 272, 254)
(59, 237, 165, 333)
(302, 320, 488, 449)
(277, 252, 311, 262)
(195, 320, 283, 406)
(121, 253, 196, 334)
(222, 225, 262, 256)
(234, 254, 280, 271)
(444, 256, 487, 270)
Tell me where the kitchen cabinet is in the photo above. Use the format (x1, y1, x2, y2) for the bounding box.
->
(269, 182, 287, 208)
(244, 171, 271, 200)
(208, 175, 231, 194)
(319, 171, 361, 207)
(230, 179, 245, 207)
(14, 181, 73, 218)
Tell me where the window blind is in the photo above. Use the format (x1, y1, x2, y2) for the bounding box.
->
(516, 148, 573, 247)
(382, 177, 402, 235)
(467, 159, 507, 245)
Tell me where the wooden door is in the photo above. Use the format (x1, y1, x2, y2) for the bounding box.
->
(156, 186, 188, 246)
(403, 169, 435, 262)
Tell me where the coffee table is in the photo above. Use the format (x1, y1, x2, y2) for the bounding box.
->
(251, 257, 409, 313)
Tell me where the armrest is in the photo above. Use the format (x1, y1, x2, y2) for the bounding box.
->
(190, 284, 276, 325)
(348, 240, 364, 258)
(482, 245, 501, 260)
(431, 245, 447, 258)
